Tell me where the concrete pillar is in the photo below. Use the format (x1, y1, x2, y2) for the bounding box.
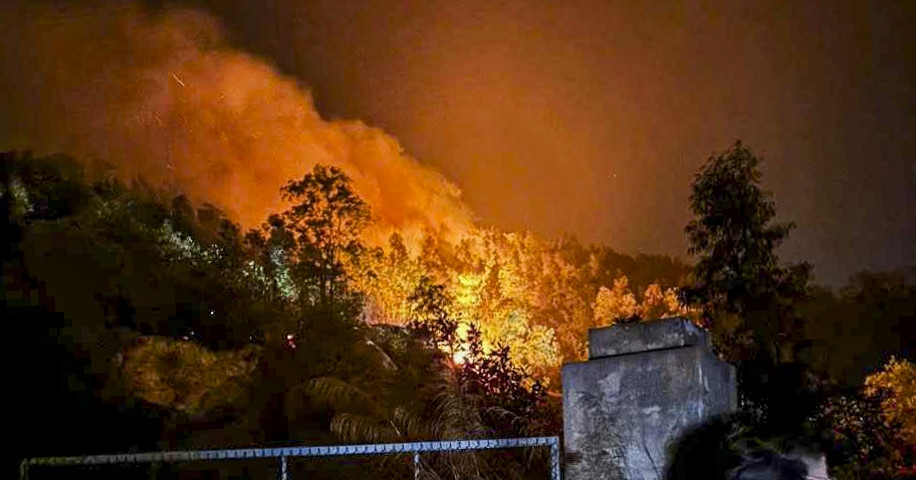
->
(562, 318, 736, 480)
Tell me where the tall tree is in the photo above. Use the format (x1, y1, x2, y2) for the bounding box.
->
(268, 165, 371, 309)
(683, 142, 809, 358)
(682, 141, 812, 429)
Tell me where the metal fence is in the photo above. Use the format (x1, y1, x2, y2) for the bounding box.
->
(20, 436, 561, 480)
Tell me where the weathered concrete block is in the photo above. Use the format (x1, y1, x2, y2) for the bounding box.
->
(563, 318, 736, 480)
(588, 318, 710, 359)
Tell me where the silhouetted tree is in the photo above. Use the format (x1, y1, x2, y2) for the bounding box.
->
(273, 164, 370, 309)
(682, 142, 813, 431)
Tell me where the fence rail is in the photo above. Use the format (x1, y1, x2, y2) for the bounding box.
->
(20, 436, 561, 480)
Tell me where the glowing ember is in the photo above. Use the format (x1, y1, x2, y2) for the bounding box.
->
(284, 333, 297, 350)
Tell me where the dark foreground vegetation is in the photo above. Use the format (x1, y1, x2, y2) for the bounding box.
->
(4, 152, 558, 479)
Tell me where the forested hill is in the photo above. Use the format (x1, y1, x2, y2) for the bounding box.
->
(3, 151, 685, 478)
(6, 151, 913, 479)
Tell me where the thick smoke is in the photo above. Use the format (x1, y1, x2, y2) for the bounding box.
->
(0, 2, 472, 243)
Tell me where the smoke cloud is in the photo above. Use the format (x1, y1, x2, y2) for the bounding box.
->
(0, 2, 472, 243)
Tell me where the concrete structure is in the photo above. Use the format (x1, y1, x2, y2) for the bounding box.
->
(562, 318, 737, 480)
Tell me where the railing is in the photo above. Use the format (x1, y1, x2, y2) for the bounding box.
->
(20, 436, 561, 480)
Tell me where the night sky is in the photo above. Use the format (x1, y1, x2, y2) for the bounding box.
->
(3, 0, 915, 286)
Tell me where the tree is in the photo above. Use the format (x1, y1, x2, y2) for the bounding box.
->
(798, 270, 915, 386)
(864, 357, 916, 446)
(592, 276, 687, 327)
(593, 276, 638, 325)
(682, 141, 812, 430)
(351, 233, 425, 325)
(815, 384, 916, 479)
(684, 142, 810, 355)
(266, 165, 371, 310)
(407, 275, 461, 355)
(639, 283, 688, 321)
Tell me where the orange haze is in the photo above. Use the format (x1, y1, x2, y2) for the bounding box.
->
(0, 3, 472, 245)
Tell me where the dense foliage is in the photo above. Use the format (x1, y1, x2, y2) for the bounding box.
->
(813, 358, 916, 479)
(6, 151, 637, 478)
(683, 142, 815, 435)
(681, 142, 915, 477)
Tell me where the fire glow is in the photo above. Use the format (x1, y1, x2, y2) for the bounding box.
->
(0, 2, 472, 249)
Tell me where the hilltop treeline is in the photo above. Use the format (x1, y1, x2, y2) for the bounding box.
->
(2, 151, 686, 478)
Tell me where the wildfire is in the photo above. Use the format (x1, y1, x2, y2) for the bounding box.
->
(0, 2, 473, 247)
(1, 2, 693, 387)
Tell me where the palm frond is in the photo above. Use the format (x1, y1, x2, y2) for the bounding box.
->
(429, 368, 486, 439)
(330, 412, 397, 444)
(306, 376, 374, 413)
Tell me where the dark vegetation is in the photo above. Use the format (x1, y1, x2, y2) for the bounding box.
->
(4, 146, 914, 479)
(3, 152, 556, 479)
(679, 142, 915, 479)
(664, 415, 809, 480)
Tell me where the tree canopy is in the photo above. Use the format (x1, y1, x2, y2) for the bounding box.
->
(684, 141, 810, 358)
(682, 142, 815, 434)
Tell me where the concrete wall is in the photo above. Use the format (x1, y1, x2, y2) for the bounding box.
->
(562, 318, 736, 480)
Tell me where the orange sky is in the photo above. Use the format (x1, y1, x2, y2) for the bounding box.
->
(194, 0, 914, 285)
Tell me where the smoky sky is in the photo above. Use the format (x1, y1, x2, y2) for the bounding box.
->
(0, 1, 473, 248)
(3, 0, 915, 286)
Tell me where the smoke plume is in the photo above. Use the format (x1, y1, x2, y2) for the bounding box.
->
(0, 2, 472, 243)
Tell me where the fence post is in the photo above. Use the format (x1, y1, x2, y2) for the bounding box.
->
(277, 456, 288, 480)
(413, 451, 420, 480)
(550, 441, 560, 480)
